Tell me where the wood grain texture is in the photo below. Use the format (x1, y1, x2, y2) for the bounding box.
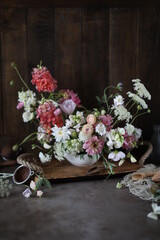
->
(82, 8, 109, 108)
(137, 8, 159, 138)
(0, 9, 3, 137)
(0, 0, 160, 8)
(55, 8, 81, 92)
(1, 8, 29, 139)
(27, 8, 54, 78)
(109, 8, 138, 91)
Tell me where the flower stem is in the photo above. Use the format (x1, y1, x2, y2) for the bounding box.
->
(11, 63, 30, 90)
(130, 110, 149, 124)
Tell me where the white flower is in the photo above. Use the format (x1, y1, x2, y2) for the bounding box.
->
(125, 124, 135, 136)
(65, 119, 73, 128)
(43, 143, 51, 149)
(22, 188, 32, 198)
(59, 99, 76, 115)
(113, 95, 124, 107)
(22, 111, 34, 122)
(51, 126, 71, 142)
(18, 90, 36, 112)
(79, 131, 90, 142)
(54, 142, 65, 161)
(132, 79, 151, 100)
(113, 105, 132, 122)
(134, 127, 142, 139)
(30, 180, 36, 191)
(95, 123, 107, 136)
(39, 152, 52, 164)
(106, 130, 115, 149)
(37, 126, 51, 142)
(117, 127, 125, 135)
(108, 151, 126, 162)
(147, 203, 160, 220)
(37, 190, 43, 198)
(64, 139, 83, 154)
(127, 92, 148, 109)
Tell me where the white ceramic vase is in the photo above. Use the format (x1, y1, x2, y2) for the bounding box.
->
(65, 153, 100, 167)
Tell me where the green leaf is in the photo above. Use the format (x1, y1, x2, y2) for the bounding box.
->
(42, 178, 52, 189)
(36, 179, 43, 190)
(96, 96, 102, 103)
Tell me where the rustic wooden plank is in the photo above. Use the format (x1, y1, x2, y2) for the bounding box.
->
(82, 8, 109, 108)
(41, 159, 141, 180)
(137, 8, 159, 138)
(55, 8, 81, 93)
(0, 0, 160, 8)
(27, 8, 54, 77)
(0, 9, 3, 137)
(109, 8, 137, 92)
(1, 8, 29, 139)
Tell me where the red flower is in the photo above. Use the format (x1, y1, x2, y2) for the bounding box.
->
(37, 101, 63, 133)
(32, 66, 57, 93)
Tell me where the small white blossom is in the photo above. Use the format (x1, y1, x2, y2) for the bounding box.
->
(43, 143, 51, 149)
(132, 79, 151, 100)
(134, 128, 142, 139)
(54, 142, 65, 161)
(113, 95, 124, 107)
(108, 151, 126, 162)
(39, 152, 52, 164)
(125, 123, 135, 136)
(37, 126, 51, 142)
(30, 180, 36, 191)
(65, 119, 73, 128)
(79, 131, 90, 142)
(22, 188, 32, 198)
(113, 105, 132, 122)
(22, 111, 34, 122)
(95, 123, 107, 136)
(51, 126, 71, 142)
(147, 203, 160, 220)
(127, 92, 148, 109)
(37, 190, 43, 198)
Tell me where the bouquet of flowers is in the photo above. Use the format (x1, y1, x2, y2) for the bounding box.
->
(12, 62, 151, 174)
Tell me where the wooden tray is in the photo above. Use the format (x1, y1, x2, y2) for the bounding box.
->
(40, 159, 142, 180)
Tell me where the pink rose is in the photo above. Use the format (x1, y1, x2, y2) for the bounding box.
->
(86, 114, 96, 125)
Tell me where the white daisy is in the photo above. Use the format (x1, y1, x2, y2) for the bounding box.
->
(95, 123, 107, 136)
(51, 126, 71, 142)
(113, 95, 124, 107)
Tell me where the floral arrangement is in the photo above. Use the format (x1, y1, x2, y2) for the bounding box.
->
(11, 62, 151, 174)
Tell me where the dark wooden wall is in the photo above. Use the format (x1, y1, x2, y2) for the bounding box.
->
(0, 1, 160, 141)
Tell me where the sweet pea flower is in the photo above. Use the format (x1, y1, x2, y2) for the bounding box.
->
(37, 190, 43, 198)
(147, 203, 160, 220)
(30, 180, 36, 191)
(22, 188, 32, 198)
(108, 151, 126, 162)
(59, 99, 76, 115)
(17, 102, 24, 109)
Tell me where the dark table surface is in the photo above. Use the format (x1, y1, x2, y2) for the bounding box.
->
(0, 166, 160, 240)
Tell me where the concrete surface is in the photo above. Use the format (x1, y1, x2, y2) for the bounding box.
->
(0, 168, 160, 240)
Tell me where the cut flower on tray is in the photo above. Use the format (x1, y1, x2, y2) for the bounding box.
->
(11, 61, 151, 174)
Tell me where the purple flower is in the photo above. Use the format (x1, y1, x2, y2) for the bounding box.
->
(22, 188, 32, 198)
(17, 102, 24, 109)
(59, 99, 76, 115)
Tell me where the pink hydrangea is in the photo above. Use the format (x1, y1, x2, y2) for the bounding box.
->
(59, 89, 81, 106)
(31, 66, 57, 93)
(83, 136, 104, 156)
(36, 101, 63, 134)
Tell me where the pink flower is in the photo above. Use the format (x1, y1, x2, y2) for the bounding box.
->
(82, 124, 94, 137)
(86, 114, 97, 125)
(31, 66, 57, 93)
(59, 99, 76, 115)
(17, 102, 24, 109)
(83, 136, 104, 155)
(54, 108, 61, 116)
(99, 114, 113, 126)
(123, 134, 135, 149)
(59, 89, 81, 106)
